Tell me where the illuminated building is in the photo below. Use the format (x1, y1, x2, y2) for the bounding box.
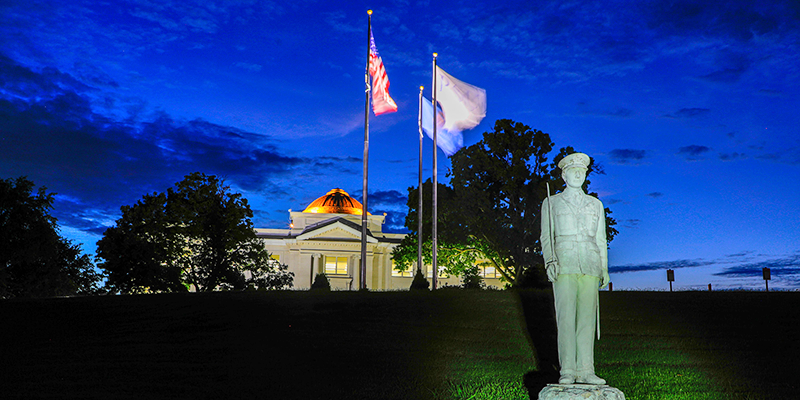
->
(256, 188, 504, 290)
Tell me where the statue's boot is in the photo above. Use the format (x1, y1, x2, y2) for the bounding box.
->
(558, 374, 576, 384)
(576, 373, 606, 385)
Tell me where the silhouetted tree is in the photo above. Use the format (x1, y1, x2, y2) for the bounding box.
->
(96, 192, 185, 293)
(392, 119, 617, 288)
(0, 177, 102, 298)
(97, 172, 292, 293)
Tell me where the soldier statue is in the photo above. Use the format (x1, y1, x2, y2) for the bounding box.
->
(540, 152, 609, 385)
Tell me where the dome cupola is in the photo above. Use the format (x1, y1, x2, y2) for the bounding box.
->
(302, 188, 369, 215)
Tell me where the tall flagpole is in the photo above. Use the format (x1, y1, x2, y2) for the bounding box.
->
(417, 86, 424, 275)
(431, 53, 438, 290)
(361, 9, 372, 291)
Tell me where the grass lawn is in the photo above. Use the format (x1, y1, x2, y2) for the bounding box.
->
(1, 290, 535, 400)
(2, 289, 799, 399)
(593, 291, 800, 400)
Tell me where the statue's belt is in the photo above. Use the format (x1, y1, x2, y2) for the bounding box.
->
(555, 234, 596, 242)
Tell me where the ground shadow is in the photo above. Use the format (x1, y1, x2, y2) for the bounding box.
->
(516, 289, 560, 398)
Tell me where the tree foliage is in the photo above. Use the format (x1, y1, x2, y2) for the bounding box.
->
(0, 177, 102, 298)
(392, 119, 617, 288)
(97, 172, 293, 294)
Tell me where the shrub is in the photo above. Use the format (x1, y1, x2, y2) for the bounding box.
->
(310, 273, 331, 291)
(462, 265, 485, 289)
(410, 269, 430, 290)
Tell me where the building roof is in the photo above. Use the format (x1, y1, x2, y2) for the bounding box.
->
(256, 216, 403, 244)
(303, 188, 369, 215)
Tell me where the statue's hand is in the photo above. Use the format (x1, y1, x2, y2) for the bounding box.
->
(600, 271, 610, 289)
(545, 260, 559, 282)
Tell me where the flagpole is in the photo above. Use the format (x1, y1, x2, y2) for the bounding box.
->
(417, 86, 424, 275)
(360, 9, 372, 291)
(431, 53, 438, 290)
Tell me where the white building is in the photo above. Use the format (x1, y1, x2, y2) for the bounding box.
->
(256, 188, 505, 290)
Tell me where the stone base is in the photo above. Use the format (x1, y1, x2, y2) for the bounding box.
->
(538, 384, 625, 400)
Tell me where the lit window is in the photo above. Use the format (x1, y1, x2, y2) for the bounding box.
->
(267, 253, 281, 267)
(483, 265, 500, 279)
(325, 256, 348, 275)
(392, 261, 412, 277)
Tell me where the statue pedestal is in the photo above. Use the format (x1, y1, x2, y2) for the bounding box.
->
(538, 384, 625, 400)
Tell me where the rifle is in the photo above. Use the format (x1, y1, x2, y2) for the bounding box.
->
(546, 182, 559, 280)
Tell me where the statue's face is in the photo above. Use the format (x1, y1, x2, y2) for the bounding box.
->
(562, 167, 587, 189)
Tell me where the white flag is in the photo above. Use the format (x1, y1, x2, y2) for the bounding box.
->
(421, 97, 462, 156)
(435, 66, 487, 132)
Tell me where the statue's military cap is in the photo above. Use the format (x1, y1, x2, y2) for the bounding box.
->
(558, 152, 590, 171)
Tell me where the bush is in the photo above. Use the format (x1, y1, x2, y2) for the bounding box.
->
(461, 265, 485, 289)
(409, 269, 430, 290)
(310, 273, 331, 291)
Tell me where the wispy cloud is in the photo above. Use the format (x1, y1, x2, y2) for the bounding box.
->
(677, 144, 712, 160)
(620, 218, 640, 228)
(322, 10, 361, 33)
(612, 251, 800, 289)
(646, 1, 782, 42)
(719, 152, 746, 161)
(233, 62, 263, 72)
(665, 108, 711, 119)
(608, 149, 646, 164)
(0, 54, 362, 237)
(345, 189, 408, 233)
(610, 258, 714, 273)
(714, 253, 800, 278)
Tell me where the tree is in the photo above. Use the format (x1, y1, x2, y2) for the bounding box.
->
(392, 119, 617, 288)
(97, 172, 293, 294)
(392, 178, 501, 284)
(0, 177, 102, 298)
(96, 192, 186, 293)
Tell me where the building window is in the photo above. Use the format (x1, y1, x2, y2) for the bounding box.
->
(392, 261, 412, 277)
(267, 253, 281, 267)
(325, 256, 348, 275)
(482, 265, 500, 279)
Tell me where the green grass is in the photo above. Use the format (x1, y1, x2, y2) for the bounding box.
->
(594, 291, 800, 400)
(0, 290, 535, 400)
(2, 290, 799, 399)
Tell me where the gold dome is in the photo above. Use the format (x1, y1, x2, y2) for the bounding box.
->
(303, 188, 369, 215)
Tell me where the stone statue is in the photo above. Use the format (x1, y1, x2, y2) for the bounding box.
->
(540, 152, 609, 386)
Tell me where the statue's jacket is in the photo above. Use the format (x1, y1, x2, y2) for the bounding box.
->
(541, 192, 608, 278)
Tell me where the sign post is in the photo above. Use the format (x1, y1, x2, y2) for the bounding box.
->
(666, 269, 675, 292)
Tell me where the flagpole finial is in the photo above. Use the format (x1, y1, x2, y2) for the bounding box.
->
(420, 86, 424, 90)
(433, 52, 438, 58)
(367, 9, 372, 15)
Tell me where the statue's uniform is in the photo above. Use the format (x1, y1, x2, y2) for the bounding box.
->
(541, 190, 607, 378)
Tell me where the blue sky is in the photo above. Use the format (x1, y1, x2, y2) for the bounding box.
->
(2, 0, 799, 290)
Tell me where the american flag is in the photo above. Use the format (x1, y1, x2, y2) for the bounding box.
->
(368, 32, 397, 115)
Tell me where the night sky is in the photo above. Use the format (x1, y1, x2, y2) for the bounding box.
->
(2, 1, 799, 290)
